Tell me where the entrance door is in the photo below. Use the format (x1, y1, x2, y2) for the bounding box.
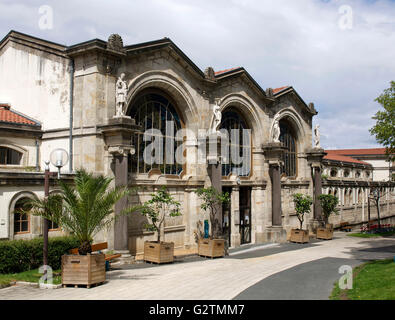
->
(222, 187, 232, 246)
(239, 187, 251, 244)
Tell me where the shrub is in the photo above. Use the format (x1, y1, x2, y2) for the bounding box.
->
(0, 236, 79, 274)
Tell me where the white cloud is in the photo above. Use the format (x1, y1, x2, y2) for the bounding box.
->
(0, 0, 394, 149)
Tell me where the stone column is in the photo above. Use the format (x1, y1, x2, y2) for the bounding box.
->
(99, 117, 140, 255)
(270, 162, 282, 226)
(206, 133, 223, 239)
(306, 148, 326, 230)
(262, 143, 287, 243)
(313, 165, 323, 221)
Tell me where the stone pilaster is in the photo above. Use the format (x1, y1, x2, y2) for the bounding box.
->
(230, 186, 241, 247)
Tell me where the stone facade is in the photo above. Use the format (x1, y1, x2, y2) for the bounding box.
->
(0, 31, 394, 255)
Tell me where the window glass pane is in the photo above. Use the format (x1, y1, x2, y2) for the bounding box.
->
(128, 93, 182, 175)
(220, 109, 251, 177)
(279, 121, 297, 177)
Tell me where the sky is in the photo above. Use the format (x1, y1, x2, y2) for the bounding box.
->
(0, 0, 394, 150)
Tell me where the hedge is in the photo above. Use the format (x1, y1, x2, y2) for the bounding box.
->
(0, 236, 80, 274)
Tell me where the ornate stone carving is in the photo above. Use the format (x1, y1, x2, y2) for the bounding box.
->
(204, 67, 216, 81)
(314, 124, 320, 148)
(107, 34, 124, 52)
(271, 119, 280, 143)
(265, 88, 274, 98)
(115, 73, 128, 117)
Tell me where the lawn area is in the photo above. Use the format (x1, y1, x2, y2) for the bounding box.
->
(0, 269, 61, 289)
(348, 231, 395, 238)
(330, 259, 395, 300)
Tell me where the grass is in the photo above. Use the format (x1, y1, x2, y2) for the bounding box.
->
(330, 259, 395, 300)
(0, 269, 62, 289)
(348, 231, 395, 238)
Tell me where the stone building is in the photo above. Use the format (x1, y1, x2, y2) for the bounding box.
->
(0, 30, 394, 255)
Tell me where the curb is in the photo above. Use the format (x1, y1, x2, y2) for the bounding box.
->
(14, 281, 62, 289)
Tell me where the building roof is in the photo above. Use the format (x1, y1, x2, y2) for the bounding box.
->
(273, 86, 291, 94)
(0, 104, 40, 126)
(214, 67, 241, 76)
(325, 148, 387, 156)
(323, 152, 370, 165)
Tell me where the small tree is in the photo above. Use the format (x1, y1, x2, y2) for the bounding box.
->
(369, 81, 395, 161)
(27, 169, 135, 255)
(292, 193, 313, 230)
(195, 187, 230, 239)
(140, 186, 181, 243)
(318, 194, 339, 225)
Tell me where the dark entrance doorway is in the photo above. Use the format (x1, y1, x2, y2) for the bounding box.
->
(239, 187, 251, 244)
(222, 187, 232, 246)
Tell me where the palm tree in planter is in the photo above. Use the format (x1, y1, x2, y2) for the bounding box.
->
(290, 193, 313, 243)
(28, 169, 135, 288)
(140, 186, 181, 264)
(195, 187, 230, 258)
(316, 194, 339, 240)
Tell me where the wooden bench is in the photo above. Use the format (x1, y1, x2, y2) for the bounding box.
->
(69, 242, 121, 269)
(339, 222, 353, 232)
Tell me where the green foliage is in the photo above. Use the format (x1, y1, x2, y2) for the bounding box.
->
(140, 186, 181, 243)
(369, 81, 395, 161)
(0, 236, 80, 274)
(27, 169, 136, 251)
(292, 193, 313, 230)
(318, 194, 339, 223)
(330, 259, 395, 300)
(195, 187, 230, 239)
(321, 174, 329, 180)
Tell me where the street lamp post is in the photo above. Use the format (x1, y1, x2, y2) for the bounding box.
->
(43, 149, 68, 276)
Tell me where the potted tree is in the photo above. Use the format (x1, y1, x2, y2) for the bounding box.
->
(290, 193, 313, 243)
(195, 187, 230, 258)
(140, 186, 181, 264)
(316, 194, 339, 240)
(28, 169, 133, 288)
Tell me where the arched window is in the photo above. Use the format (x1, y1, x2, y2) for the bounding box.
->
(13, 198, 30, 234)
(279, 120, 297, 177)
(0, 147, 22, 165)
(128, 92, 183, 175)
(330, 169, 338, 178)
(344, 170, 350, 178)
(220, 108, 251, 177)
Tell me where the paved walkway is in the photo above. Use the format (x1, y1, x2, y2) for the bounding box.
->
(0, 233, 394, 300)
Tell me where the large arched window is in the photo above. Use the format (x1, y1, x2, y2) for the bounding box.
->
(13, 197, 31, 234)
(279, 120, 297, 177)
(220, 108, 251, 177)
(128, 91, 183, 175)
(0, 147, 22, 165)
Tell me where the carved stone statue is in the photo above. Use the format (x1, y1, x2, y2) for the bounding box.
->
(115, 73, 128, 117)
(272, 119, 280, 143)
(212, 100, 222, 134)
(314, 124, 321, 148)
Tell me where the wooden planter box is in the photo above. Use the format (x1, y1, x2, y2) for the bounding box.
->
(317, 224, 334, 240)
(198, 238, 225, 258)
(61, 253, 105, 288)
(144, 241, 174, 264)
(289, 229, 309, 243)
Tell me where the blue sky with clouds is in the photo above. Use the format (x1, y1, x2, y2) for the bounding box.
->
(0, 0, 394, 150)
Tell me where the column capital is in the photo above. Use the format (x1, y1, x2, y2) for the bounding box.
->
(263, 142, 286, 166)
(306, 148, 327, 168)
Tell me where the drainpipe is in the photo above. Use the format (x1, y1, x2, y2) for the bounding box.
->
(35, 138, 40, 171)
(68, 59, 74, 173)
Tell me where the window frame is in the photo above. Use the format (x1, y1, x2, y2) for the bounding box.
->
(128, 89, 185, 177)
